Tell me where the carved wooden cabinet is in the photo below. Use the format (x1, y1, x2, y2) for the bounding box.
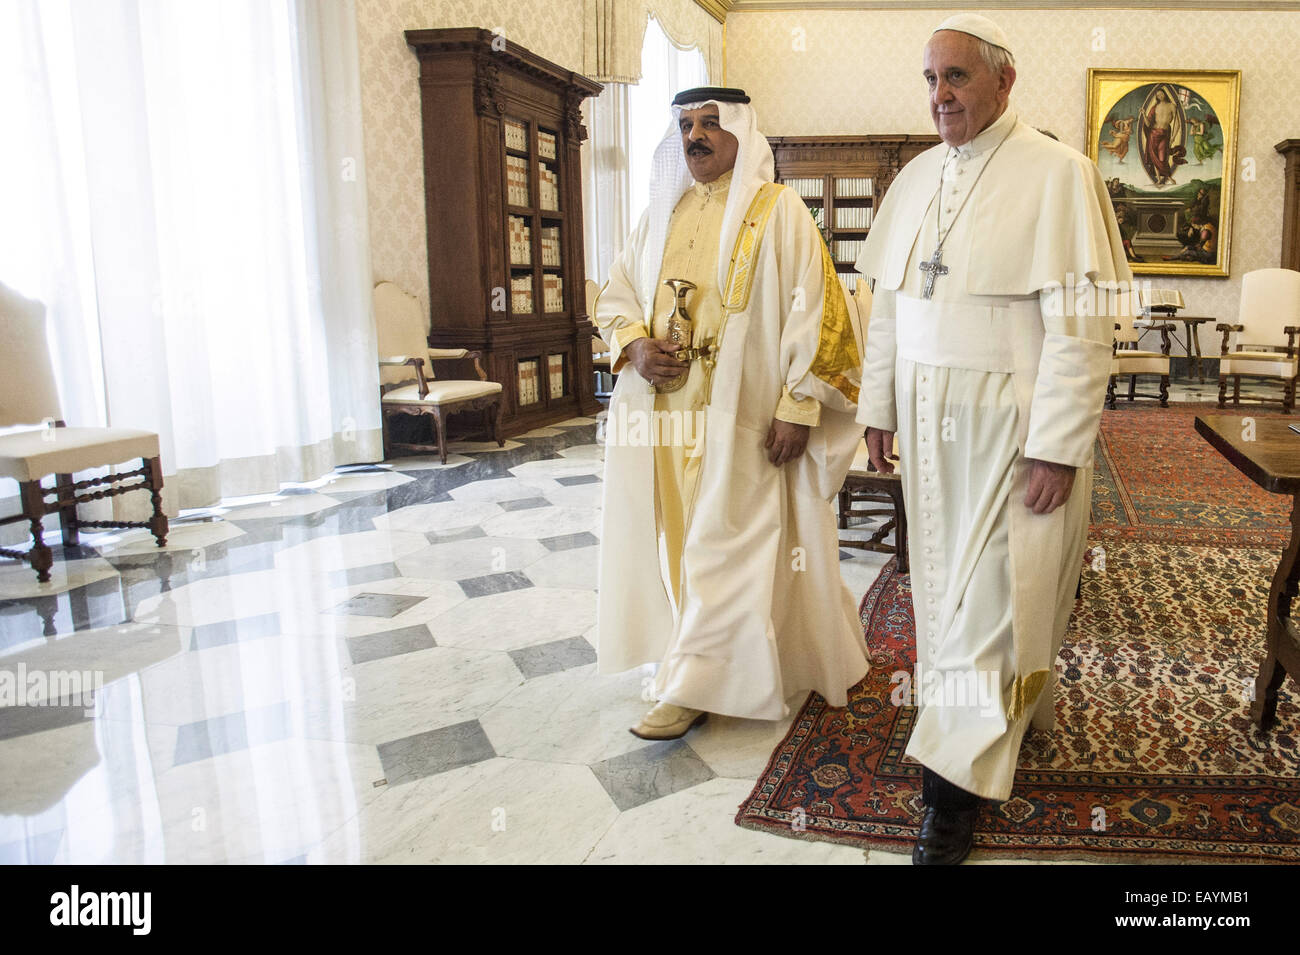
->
(1278, 139, 1300, 272)
(405, 28, 603, 434)
(768, 135, 939, 290)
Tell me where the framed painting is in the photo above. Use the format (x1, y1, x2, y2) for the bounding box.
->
(1086, 69, 1241, 277)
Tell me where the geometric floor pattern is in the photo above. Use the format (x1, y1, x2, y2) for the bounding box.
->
(0, 381, 1252, 864)
(0, 413, 891, 864)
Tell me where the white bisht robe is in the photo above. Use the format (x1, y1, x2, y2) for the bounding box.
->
(594, 101, 868, 721)
(855, 109, 1131, 800)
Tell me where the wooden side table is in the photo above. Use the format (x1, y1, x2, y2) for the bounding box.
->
(1138, 315, 1214, 382)
(1195, 414, 1300, 728)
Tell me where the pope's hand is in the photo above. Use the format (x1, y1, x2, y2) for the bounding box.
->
(765, 420, 810, 466)
(866, 427, 896, 474)
(1023, 458, 1076, 514)
(625, 337, 688, 386)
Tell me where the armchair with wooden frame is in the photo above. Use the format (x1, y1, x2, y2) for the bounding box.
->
(1216, 268, 1300, 413)
(0, 283, 167, 583)
(373, 281, 504, 464)
(1107, 309, 1175, 409)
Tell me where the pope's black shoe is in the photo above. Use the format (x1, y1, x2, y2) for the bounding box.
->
(911, 805, 978, 865)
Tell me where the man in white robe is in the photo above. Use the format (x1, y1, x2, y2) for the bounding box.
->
(594, 87, 868, 740)
(855, 15, 1131, 863)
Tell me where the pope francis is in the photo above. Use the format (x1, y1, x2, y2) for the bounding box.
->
(856, 15, 1130, 864)
(593, 87, 868, 741)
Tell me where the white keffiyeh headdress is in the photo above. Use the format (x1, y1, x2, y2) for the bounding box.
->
(636, 96, 775, 318)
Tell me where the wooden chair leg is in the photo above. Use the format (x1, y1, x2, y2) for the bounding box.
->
(20, 479, 53, 584)
(1159, 374, 1169, 407)
(1286, 377, 1297, 414)
(145, 456, 168, 547)
(56, 471, 79, 547)
(1233, 375, 1241, 405)
(380, 408, 392, 460)
(837, 487, 850, 530)
(1217, 374, 1227, 408)
(431, 407, 448, 465)
(891, 483, 909, 574)
(1105, 375, 1117, 410)
(492, 398, 504, 449)
(1127, 374, 1136, 401)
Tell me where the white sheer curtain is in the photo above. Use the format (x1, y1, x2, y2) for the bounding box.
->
(583, 15, 707, 285)
(0, 0, 380, 528)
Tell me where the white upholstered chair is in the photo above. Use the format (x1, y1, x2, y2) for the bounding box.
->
(0, 284, 167, 583)
(373, 281, 503, 464)
(1107, 309, 1174, 408)
(1217, 268, 1300, 413)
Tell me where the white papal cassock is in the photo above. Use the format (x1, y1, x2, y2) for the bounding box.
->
(856, 109, 1130, 800)
(594, 98, 868, 721)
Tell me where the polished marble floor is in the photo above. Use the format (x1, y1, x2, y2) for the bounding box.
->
(0, 383, 1280, 865)
(0, 414, 902, 864)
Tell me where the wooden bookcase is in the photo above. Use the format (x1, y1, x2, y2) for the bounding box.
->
(405, 28, 603, 435)
(768, 135, 939, 290)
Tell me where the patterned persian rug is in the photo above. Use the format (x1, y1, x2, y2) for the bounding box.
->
(736, 403, 1300, 862)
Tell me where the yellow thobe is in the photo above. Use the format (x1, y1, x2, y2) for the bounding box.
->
(611, 170, 815, 606)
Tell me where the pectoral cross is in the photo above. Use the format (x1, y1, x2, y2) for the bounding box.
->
(918, 247, 948, 300)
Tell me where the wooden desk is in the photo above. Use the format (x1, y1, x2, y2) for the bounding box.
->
(1195, 414, 1300, 728)
(1138, 315, 1214, 382)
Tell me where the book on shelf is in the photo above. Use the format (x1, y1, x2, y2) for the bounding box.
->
(538, 162, 560, 211)
(517, 360, 540, 405)
(504, 118, 528, 152)
(547, 354, 564, 398)
(834, 206, 873, 229)
(541, 226, 561, 267)
(508, 215, 531, 265)
(506, 155, 530, 206)
(542, 274, 564, 313)
(832, 238, 864, 263)
(834, 176, 873, 198)
(511, 276, 533, 314)
(785, 177, 824, 199)
(538, 129, 557, 160)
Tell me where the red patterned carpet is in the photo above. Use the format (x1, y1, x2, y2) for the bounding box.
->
(736, 403, 1300, 862)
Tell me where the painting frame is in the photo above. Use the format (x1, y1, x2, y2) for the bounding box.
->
(1086, 68, 1241, 277)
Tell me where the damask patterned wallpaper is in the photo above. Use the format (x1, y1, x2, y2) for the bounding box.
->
(728, 8, 1300, 322)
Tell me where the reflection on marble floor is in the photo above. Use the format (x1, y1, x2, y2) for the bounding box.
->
(0, 414, 903, 863)
(6, 393, 1250, 864)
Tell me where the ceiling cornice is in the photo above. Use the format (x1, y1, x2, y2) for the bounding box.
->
(694, 0, 735, 23)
